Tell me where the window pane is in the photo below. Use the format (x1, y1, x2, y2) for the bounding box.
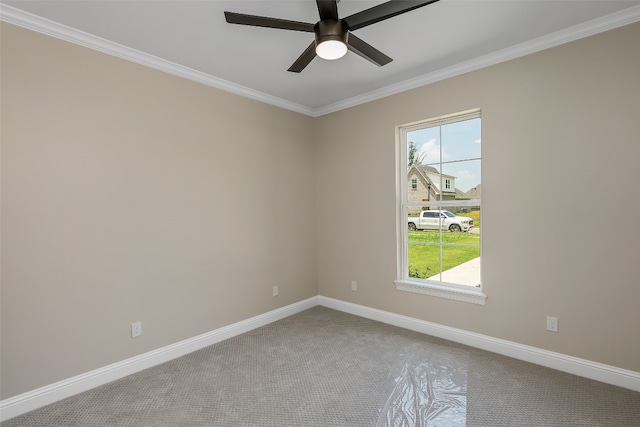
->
(440, 245, 481, 287)
(406, 127, 442, 203)
(407, 226, 441, 279)
(407, 127, 441, 166)
(441, 117, 481, 161)
(442, 159, 481, 201)
(407, 222, 480, 284)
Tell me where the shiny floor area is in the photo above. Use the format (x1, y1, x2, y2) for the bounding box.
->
(2, 306, 640, 426)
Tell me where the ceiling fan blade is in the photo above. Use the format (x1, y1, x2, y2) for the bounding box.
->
(224, 11, 314, 32)
(343, 0, 440, 31)
(316, 0, 339, 21)
(347, 33, 392, 67)
(288, 42, 317, 73)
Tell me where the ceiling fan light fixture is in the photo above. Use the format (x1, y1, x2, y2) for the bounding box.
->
(314, 19, 349, 61)
(316, 39, 348, 60)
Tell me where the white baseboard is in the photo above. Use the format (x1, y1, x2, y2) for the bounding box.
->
(0, 296, 318, 422)
(3, 294, 638, 422)
(318, 296, 640, 392)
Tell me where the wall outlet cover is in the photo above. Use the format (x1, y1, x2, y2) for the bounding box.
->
(131, 321, 142, 338)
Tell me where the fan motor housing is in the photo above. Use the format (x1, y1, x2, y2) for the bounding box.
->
(314, 19, 349, 47)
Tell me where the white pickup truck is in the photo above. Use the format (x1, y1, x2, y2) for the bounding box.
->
(407, 210, 474, 232)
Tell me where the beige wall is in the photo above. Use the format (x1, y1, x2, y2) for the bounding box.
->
(2, 20, 640, 400)
(315, 22, 640, 373)
(1, 23, 317, 398)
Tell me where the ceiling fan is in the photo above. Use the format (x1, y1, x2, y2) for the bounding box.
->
(224, 0, 440, 73)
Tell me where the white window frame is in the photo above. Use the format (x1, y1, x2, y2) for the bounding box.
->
(395, 109, 486, 305)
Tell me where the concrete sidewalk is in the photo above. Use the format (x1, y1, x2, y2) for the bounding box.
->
(427, 257, 480, 287)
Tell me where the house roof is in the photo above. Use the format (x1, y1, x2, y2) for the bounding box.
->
(414, 164, 455, 180)
(415, 164, 440, 175)
(463, 184, 482, 199)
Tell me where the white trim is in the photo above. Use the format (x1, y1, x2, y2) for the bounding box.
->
(397, 111, 484, 302)
(0, 297, 318, 422)
(317, 296, 640, 393)
(0, 4, 315, 117)
(2, 3, 639, 118)
(2, 294, 639, 421)
(313, 4, 640, 116)
(395, 279, 487, 305)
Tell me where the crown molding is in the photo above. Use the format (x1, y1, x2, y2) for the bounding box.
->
(0, 3, 316, 117)
(2, 3, 640, 118)
(312, 3, 640, 116)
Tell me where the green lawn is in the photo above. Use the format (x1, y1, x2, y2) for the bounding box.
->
(408, 230, 480, 279)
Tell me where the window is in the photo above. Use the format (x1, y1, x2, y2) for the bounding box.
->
(396, 110, 486, 305)
(411, 178, 418, 190)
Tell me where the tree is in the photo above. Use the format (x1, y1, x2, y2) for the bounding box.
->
(408, 141, 417, 165)
(409, 141, 427, 165)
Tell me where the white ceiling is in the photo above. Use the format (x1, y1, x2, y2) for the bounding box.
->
(2, 1, 640, 116)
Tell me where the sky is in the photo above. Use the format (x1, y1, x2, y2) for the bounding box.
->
(408, 117, 481, 193)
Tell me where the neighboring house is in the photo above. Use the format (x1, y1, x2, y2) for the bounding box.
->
(407, 165, 481, 214)
(407, 164, 458, 207)
(456, 184, 481, 214)
(462, 184, 482, 200)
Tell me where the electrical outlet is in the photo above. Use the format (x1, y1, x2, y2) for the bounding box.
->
(351, 280, 357, 291)
(273, 286, 279, 297)
(131, 321, 142, 338)
(546, 316, 558, 332)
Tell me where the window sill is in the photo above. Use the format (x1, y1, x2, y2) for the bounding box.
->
(395, 279, 487, 305)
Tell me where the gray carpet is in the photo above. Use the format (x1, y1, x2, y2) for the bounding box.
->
(2, 306, 639, 426)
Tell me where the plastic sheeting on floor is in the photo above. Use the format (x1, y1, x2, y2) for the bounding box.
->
(377, 343, 468, 426)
